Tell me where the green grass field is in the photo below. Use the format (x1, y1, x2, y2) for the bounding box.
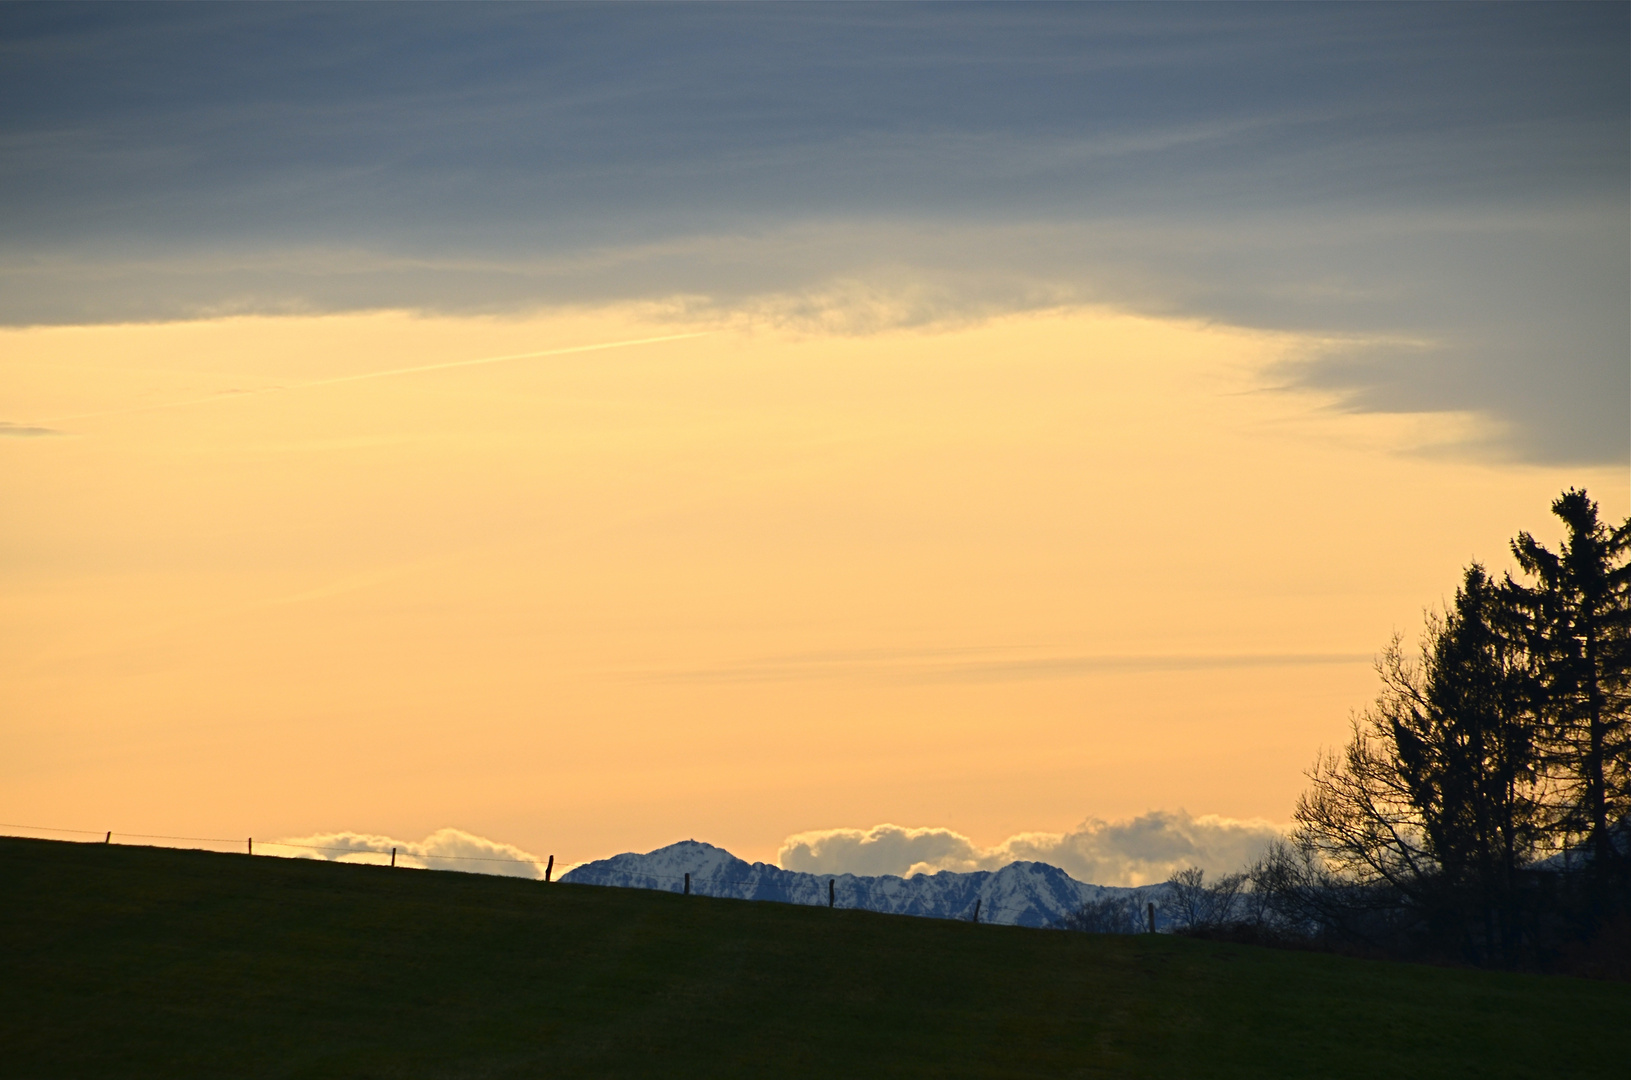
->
(2, 836, 1624, 1078)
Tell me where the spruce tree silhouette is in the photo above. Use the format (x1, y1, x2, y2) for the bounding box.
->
(1295, 566, 1545, 961)
(1511, 490, 1631, 870)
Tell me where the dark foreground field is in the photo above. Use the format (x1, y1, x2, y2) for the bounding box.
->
(2, 836, 1625, 1079)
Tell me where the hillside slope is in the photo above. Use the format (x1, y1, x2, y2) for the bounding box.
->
(1, 836, 1624, 1079)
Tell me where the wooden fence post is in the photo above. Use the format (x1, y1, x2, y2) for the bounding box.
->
(390, 847, 397, 867)
(829, 879, 835, 908)
(545, 855, 554, 882)
(104, 831, 111, 844)
(1147, 902, 1156, 933)
(684, 872, 691, 896)
(247, 837, 253, 855)
(972, 898, 981, 924)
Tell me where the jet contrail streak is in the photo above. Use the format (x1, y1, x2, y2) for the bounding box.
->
(38, 330, 713, 425)
(298, 330, 713, 388)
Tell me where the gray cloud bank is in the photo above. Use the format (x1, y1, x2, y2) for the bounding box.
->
(1, 4, 1624, 463)
(779, 811, 1283, 887)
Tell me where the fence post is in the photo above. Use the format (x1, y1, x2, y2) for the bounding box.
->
(829, 879, 835, 908)
(390, 847, 397, 868)
(104, 831, 111, 844)
(972, 898, 981, 924)
(545, 855, 554, 883)
(1147, 902, 1156, 933)
(684, 872, 690, 896)
(247, 837, 253, 855)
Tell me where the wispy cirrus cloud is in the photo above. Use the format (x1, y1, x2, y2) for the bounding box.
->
(0, 421, 64, 437)
(640, 646, 1371, 685)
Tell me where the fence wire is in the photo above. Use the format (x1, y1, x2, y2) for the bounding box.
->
(0, 823, 542, 864)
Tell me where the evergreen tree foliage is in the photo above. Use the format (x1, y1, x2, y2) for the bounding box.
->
(1392, 566, 1543, 951)
(1510, 489, 1631, 869)
(1293, 566, 1544, 959)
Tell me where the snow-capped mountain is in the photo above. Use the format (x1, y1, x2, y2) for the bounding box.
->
(560, 839, 1172, 928)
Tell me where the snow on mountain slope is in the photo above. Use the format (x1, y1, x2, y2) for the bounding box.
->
(560, 840, 1173, 928)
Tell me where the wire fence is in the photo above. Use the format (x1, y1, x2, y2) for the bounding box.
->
(0, 823, 1134, 927)
(0, 823, 543, 865)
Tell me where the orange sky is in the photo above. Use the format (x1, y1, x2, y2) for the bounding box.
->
(2, 305, 1624, 867)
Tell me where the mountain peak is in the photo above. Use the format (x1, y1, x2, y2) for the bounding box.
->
(561, 841, 1169, 927)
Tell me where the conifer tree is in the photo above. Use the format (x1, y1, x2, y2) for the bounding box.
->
(1295, 565, 1544, 957)
(1393, 565, 1541, 949)
(1511, 490, 1631, 869)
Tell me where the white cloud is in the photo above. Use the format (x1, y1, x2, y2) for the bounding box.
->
(267, 827, 548, 879)
(778, 810, 1284, 887)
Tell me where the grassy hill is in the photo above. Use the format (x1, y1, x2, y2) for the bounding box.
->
(2, 836, 1624, 1079)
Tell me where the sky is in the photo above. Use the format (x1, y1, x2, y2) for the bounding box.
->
(2, 4, 1627, 883)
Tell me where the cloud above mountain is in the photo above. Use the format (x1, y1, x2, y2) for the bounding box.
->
(778, 811, 1284, 887)
(262, 813, 1279, 888)
(269, 827, 547, 880)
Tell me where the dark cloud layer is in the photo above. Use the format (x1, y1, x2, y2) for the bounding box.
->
(1, 3, 1624, 462)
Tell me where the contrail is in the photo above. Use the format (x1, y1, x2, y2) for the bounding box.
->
(297, 330, 712, 388)
(37, 330, 713, 425)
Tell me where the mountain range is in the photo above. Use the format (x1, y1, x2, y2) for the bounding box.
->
(560, 840, 1174, 928)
